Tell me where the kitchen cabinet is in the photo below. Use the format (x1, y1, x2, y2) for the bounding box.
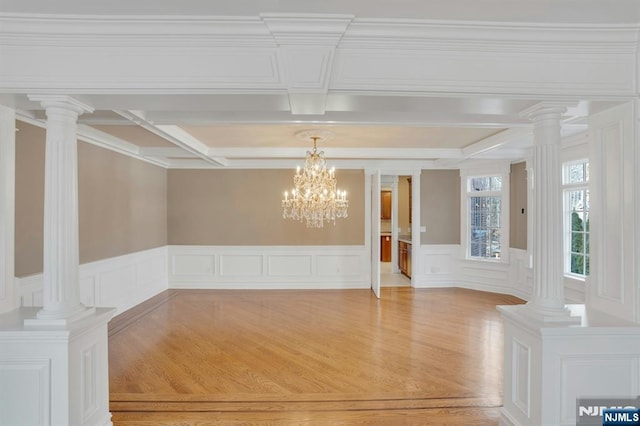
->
(380, 235, 391, 262)
(381, 191, 392, 219)
(398, 240, 412, 278)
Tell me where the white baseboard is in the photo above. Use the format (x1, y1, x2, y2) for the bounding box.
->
(17, 246, 168, 315)
(14, 244, 580, 311)
(456, 279, 530, 300)
(168, 245, 370, 290)
(499, 410, 519, 426)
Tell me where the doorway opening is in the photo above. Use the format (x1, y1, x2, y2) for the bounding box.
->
(380, 175, 411, 288)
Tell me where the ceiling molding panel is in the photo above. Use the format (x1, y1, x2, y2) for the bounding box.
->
(0, 45, 284, 92)
(0, 15, 275, 47)
(279, 46, 335, 92)
(1, 13, 636, 97)
(331, 47, 636, 97)
(342, 19, 640, 47)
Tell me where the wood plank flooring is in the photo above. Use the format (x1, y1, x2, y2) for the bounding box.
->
(109, 288, 524, 425)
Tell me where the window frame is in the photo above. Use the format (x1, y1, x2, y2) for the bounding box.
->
(562, 159, 590, 279)
(460, 166, 510, 263)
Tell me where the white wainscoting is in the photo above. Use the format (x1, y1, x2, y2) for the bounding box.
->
(413, 245, 536, 301)
(412, 244, 459, 288)
(18, 246, 168, 315)
(168, 245, 370, 290)
(0, 358, 50, 426)
(508, 249, 533, 301)
(458, 257, 513, 295)
(0, 308, 114, 426)
(500, 305, 640, 426)
(413, 244, 530, 299)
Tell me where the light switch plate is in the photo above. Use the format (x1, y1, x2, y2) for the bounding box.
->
(420, 226, 426, 232)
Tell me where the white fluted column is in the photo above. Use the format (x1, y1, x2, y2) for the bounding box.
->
(29, 95, 94, 321)
(522, 103, 574, 319)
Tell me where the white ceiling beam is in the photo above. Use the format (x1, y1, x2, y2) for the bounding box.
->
(113, 110, 228, 167)
(434, 128, 531, 167)
(138, 147, 198, 159)
(15, 111, 170, 168)
(461, 128, 532, 158)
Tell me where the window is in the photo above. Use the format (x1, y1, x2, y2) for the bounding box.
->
(468, 176, 502, 260)
(563, 160, 589, 277)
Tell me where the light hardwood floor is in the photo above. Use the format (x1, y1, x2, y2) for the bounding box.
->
(109, 288, 524, 425)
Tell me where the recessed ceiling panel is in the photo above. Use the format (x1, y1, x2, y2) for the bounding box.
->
(181, 125, 504, 149)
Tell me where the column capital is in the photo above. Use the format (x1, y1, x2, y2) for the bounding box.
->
(27, 94, 94, 115)
(519, 101, 576, 122)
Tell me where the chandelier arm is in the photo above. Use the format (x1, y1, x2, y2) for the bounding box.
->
(282, 135, 348, 228)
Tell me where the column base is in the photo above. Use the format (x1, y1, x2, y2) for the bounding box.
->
(497, 303, 640, 425)
(508, 301, 582, 325)
(25, 305, 96, 327)
(0, 307, 116, 426)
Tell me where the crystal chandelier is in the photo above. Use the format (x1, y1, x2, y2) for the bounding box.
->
(282, 135, 349, 228)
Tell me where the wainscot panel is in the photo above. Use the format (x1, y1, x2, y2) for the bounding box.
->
(0, 358, 49, 425)
(500, 304, 640, 426)
(18, 246, 168, 315)
(169, 245, 369, 289)
(413, 244, 459, 288)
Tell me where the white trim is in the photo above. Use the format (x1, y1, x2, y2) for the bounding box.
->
(0, 106, 16, 314)
(410, 169, 422, 287)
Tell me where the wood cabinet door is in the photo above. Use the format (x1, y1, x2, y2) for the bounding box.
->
(381, 191, 392, 219)
(380, 236, 391, 262)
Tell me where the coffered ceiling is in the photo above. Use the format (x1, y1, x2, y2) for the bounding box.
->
(2, 1, 637, 169)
